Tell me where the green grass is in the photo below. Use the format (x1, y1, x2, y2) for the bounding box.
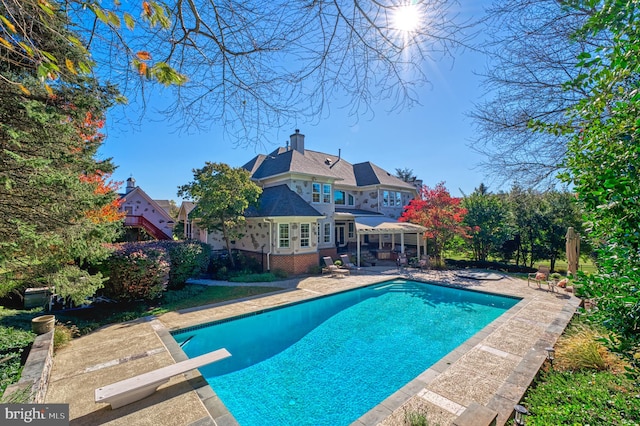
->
(523, 370, 640, 425)
(52, 284, 283, 334)
(443, 251, 598, 274)
(146, 285, 283, 315)
(521, 318, 639, 425)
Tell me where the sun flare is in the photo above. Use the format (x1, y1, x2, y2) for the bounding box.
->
(392, 4, 421, 33)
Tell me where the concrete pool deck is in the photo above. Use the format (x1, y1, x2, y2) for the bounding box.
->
(44, 267, 580, 425)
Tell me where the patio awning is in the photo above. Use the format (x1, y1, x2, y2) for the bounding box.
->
(354, 217, 427, 234)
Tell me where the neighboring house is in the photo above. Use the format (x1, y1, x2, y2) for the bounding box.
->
(119, 177, 174, 240)
(177, 130, 427, 274)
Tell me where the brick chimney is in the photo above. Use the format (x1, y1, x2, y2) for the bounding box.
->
(290, 129, 305, 154)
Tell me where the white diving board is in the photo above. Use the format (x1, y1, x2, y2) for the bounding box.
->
(95, 348, 231, 409)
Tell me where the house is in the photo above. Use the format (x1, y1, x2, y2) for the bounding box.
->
(177, 130, 427, 274)
(119, 177, 174, 240)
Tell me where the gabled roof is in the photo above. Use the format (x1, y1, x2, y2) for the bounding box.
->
(176, 201, 196, 221)
(245, 184, 323, 218)
(154, 200, 173, 215)
(244, 148, 337, 181)
(243, 146, 416, 191)
(119, 187, 174, 223)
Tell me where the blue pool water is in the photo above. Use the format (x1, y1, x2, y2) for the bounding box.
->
(172, 280, 518, 425)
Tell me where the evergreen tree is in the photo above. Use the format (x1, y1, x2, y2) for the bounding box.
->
(0, 1, 122, 300)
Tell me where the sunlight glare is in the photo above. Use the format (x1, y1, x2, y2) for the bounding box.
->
(392, 4, 421, 33)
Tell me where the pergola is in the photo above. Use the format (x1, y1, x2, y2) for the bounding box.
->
(354, 216, 427, 267)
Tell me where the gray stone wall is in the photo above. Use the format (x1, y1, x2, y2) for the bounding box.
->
(3, 330, 54, 403)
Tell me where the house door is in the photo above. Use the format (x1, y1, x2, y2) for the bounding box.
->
(335, 224, 347, 247)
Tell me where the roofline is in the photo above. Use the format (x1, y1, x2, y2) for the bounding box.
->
(120, 187, 175, 222)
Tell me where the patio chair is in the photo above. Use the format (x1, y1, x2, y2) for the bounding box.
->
(418, 255, 430, 271)
(396, 253, 408, 271)
(322, 256, 349, 278)
(339, 254, 360, 274)
(527, 265, 550, 289)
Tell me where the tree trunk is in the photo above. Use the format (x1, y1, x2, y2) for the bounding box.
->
(221, 222, 235, 268)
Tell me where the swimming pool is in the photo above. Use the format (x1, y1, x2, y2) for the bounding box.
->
(172, 280, 519, 425)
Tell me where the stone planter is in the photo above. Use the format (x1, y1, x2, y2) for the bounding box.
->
(32, 315, 55, 335)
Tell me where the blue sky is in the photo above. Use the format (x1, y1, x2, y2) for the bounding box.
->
(98, 4, 494, 202)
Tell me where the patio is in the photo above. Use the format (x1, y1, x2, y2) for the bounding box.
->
(44, 266, 580, 426)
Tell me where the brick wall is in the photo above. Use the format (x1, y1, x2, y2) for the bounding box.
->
(237, 249, 337, 275)
(269, 252, 320, 275)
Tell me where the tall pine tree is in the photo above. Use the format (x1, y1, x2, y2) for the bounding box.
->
(0, 0, 122, 301)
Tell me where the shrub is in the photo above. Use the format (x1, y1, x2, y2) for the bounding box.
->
(53, 323, 79, 350)
(50, 265, 107, 307)
(307, 265, 322, 275)
(272, 269, 288, 279)
(209, 250, 263, 279)
(554, 323, 626, 372)
(0, 327, 34, 353)
(99, 243, 170, 301)
(161, 241, 210, 289)
(0, 325, 34, 397)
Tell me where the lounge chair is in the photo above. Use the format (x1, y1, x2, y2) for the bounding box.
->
(527, 265, 550, 289)
(418, 255, 430, 271)
(396, 253, 408, 271)
(339, 254, 360, 273)
(322, 256, 349, 278)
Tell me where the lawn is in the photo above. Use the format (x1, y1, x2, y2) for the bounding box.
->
(53, 284, 283, 334)
(521, 318, 640, 425)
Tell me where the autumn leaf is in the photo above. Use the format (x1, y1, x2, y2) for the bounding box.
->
(143, 2, 152, 17)
(136, 61, 147, 76)
(136, 51, 152, 61)
(19, 84, 31, 95)
(65, 58, 77, 74)
(0, 36, 13, 50)
(0, 15, 16, 33)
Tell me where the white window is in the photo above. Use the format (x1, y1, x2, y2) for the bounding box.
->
(323, 222, 331, 243)
(348, 222, 354, 238)
(300, 223, 310, 247)
(312, 183, 321, 203)
(382, 190, 402, 207)
(279, 223, 290, 248)
(323, 184, 331, 203)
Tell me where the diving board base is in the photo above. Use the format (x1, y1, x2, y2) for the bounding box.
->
(95, 348, 231, 409)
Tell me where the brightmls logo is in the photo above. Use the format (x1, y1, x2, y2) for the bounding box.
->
(1, 404, 68, 425)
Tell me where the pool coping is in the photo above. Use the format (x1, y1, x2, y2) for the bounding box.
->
(42, 268, 580, 426)
(152, 271, 580, 426)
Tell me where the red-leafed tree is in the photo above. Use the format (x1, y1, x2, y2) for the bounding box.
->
(400, 182, 469, 267)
